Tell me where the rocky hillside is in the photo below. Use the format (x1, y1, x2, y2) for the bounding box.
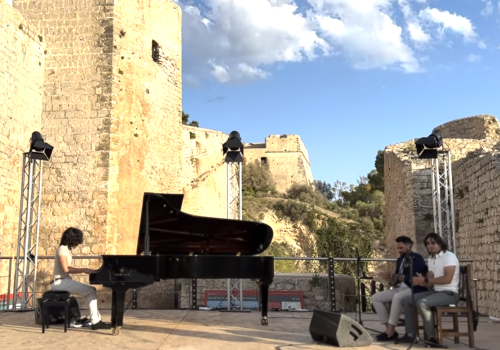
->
(243, 156, 386, 276)
(259, 209, 319, 273)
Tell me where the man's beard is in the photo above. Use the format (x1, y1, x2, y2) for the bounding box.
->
(399, 248, 409, 257)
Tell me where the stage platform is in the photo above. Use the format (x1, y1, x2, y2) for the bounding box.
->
(0, 310, 496, 349)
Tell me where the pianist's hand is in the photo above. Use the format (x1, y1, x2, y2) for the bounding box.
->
(84, 268, 96, 274)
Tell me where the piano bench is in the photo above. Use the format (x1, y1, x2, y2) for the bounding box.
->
(38, 291, 72, 334)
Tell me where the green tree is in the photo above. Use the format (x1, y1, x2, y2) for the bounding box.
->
(242, 159, 276, 197)
(314, 216, 376, 275)
(182, 110, 199, 127)
(286, 183, 328, 207)
(367, 150, 384, 192)
(314, 180, 334, 201)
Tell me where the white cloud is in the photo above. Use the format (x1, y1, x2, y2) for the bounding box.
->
(181, 0, 329, 84)
(397, 0, 431, 45)
(177, 1, 484, 83)
(299, 0, 420, 72)
(408, 22, 431, 43)
(466, 54, 481, 63)
(418, 7, 485, 47)
(480, 0, 494, 15)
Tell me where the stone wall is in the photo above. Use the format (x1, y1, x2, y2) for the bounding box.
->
(12, 0, 117, 262)
(245, 134, 314, 193)
(12, 0, 183, 260)
(179, 125, 228, 218)
(452, 149, 500, 317)
(383, 145, 418, 256)
(38, 273, 355, 312)
(433, 114, 500, 140)
(0, 0, 45, 293)
(105, 0, 183, 255)
(179, 274, 357, 312)
(384, 115, 500, 317)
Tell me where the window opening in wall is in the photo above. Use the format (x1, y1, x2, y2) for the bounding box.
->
(152, 40, 161, 64)
(261, 157, 268, 165)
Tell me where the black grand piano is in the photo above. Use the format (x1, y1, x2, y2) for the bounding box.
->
(89, 192, 274, 335)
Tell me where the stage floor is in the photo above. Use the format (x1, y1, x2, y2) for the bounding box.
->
(0, 310, 496, 349)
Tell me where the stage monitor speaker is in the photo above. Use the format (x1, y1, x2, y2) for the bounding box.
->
(309, 309, 373, 347)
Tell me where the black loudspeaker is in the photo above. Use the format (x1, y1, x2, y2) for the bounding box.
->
(309, 309, 373, 347)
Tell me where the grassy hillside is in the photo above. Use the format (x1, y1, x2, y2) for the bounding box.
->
(242, 155, 385, 276)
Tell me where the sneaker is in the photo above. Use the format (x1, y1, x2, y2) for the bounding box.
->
(69, 319, 83, 328)
(77, 317, 92, 327)
(376, 332, 388, 341)
(91, 321, 112, 330)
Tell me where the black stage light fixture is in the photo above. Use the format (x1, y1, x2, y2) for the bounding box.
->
(415, 130, 442, 159)
(29, 131, 54, 161)
(223, 130, 244, 163)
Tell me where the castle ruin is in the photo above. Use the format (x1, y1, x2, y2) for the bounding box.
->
(384, 114, 500, 318)
(0, 0, 314, 304)
(244, 134, 314, 193)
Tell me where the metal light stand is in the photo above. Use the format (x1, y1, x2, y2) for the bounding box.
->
(431, 151, 456, 254)
(11, 153, 44, 311)
(222, 131, 244, 311)
(226, 159, 243, 310)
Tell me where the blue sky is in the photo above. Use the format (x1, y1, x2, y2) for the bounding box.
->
(179, 0, 500, 188)
(5, 0, 500, 188)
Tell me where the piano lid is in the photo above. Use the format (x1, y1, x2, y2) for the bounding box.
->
(136, 192, 273, 256)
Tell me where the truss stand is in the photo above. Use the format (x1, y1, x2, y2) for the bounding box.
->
(222, 131, 244, 311)
(430, 151, 456, 254)
(12, 132, 53, 311)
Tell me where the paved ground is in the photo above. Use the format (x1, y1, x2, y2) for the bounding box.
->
(0, 310, 496, 349)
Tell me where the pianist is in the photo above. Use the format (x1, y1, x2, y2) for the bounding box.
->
(50, 227, 110, 330)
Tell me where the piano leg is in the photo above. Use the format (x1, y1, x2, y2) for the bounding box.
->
(259, 283, 270, 325)
(110, 286, 128, 335)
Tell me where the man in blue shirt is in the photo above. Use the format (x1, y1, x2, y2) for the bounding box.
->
(372, 236, 428, 341)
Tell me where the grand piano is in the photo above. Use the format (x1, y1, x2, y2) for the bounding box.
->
(89, 192, 275, 335)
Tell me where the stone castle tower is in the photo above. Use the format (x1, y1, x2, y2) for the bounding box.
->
(244, 134, 314, 193)
(0, 0, 315, 304)
(10, 0, 183, 257)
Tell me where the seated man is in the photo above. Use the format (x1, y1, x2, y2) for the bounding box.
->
(372, 236, 427, 341)
(398, 232, 460, 347)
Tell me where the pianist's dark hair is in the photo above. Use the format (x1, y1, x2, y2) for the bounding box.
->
(59, 227, 84, 249)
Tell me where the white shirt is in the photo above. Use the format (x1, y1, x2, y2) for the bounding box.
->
(397, 258, 408, 288)
(53, 245, 72, 279)
(428, 250, 460, 293)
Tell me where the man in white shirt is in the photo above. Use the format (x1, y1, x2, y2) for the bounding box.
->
(371, 236, 428, 341)
(398, 233, 460, 347)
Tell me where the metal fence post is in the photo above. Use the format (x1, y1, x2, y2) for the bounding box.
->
(191, 279, 197, 309)
(328, 257, 336, 312)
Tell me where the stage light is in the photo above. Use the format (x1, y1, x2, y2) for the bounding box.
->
(29, 131, 54, 161)
(415, 130, 442, 159)
(223, 130, 244, 163)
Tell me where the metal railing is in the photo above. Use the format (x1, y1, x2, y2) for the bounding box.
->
(0, 255, 474, 313)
